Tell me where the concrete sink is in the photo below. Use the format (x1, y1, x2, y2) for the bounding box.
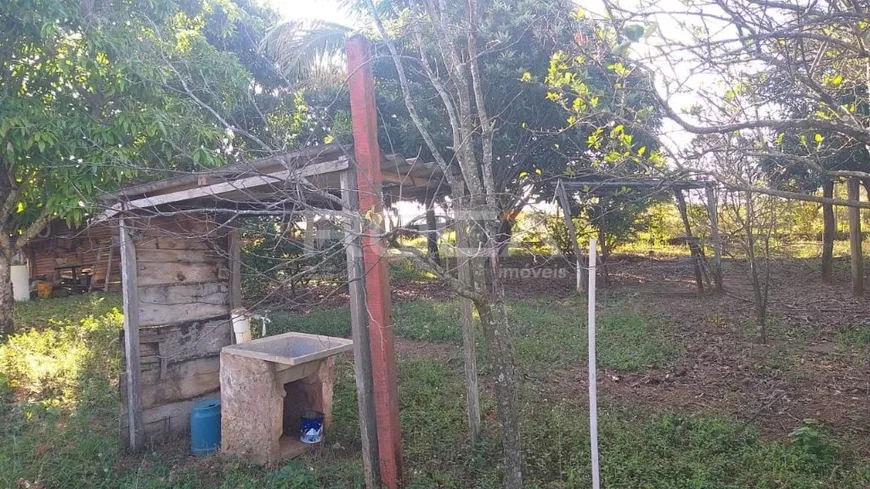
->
(221, 331, 353, 366)
(220, 331, 352, 464)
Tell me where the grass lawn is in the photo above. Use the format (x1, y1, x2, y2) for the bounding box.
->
(1, 294, 867, 488)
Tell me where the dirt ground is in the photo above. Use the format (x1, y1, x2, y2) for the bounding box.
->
(389, 254, 870, 456)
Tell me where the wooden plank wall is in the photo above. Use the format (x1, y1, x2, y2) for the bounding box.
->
(26, 222, 122, 289)
(120, 214, 235, 447)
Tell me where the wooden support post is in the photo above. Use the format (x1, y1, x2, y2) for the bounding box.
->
(705, 186, 723, 292)
(674, 189, 704, 294)
(347, 34, 402, 489)
(89, 249, 101, 293)
(821, 180, 836, 284)
(104, 241, 114, 292)
(556, 180, 587, 293)
(340, 169, 380, 488)
(119, 218, 143, 451)
(425, 195, 441, 266)
(453, 198, 481, 445)
(228, 229, 242, 309)
(848, 178, 864, 297)
(598, 197, 611, 287)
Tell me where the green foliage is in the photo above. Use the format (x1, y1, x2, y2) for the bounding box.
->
(0, 295, 122, 403)
(0, 294, 123, 489)
(393, 300, 462, 344)
(12, 292, 122, 331)
(0, 0, 318, 258)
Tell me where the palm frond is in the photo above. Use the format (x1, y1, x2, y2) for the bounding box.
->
(262, 20, 352, 87)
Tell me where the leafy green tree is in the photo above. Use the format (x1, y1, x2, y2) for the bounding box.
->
(268, 2, 661, 249)
(0, 0, 292, 334)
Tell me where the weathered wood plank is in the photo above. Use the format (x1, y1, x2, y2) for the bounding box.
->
(228, 229, 241, 309)
(121, 391, 220, 445)
(140, 318, 232, 367)
(340, 168, 379, 488)
(121, 356, 221, 409)
(120, 218, 144, 451)
(138, 282, 230, 327)
(136, 261, 225, 287)
(136, 249, 224, 264)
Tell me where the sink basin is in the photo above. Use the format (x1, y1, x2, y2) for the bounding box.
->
(222, 332, 353, 366)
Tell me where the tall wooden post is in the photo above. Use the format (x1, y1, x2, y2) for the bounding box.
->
(705, 186, 723, 292)
(227, 229, 242, 309)
(119, 217, 143, 451)
(104, 240, 114, 292)
(340, 170, 380, 488)
(821, 180, 836, 284)
(848, 178, 864, 297)
(347, 35, 402, 489)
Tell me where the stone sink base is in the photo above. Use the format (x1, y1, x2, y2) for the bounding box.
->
(220, 351, 336, 465)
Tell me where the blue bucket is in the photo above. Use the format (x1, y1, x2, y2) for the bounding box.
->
(300, 411, 324, 444)
(190, 397, 221, 456)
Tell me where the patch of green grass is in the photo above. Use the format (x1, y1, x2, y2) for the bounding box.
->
(525, 406, 868, 488)
(3, 294, 867, 489)
(269, 300, 464, 344)
(836, 322, 870, 348)
(511, 298, 677, 371)
(268, 307, 352, 338)
(388, 258, 437, 282)
(393, 300, 463, 344)
(272, 298, 676, 372)
(13, 293, 122, 331)
(1, 294, 124, 489)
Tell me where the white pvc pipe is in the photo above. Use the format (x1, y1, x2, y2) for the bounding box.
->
(576, 257, 582, 294)
(588, 238, 601, 489)
(11, 265, 29, 301)
(231, 308, 252, 344)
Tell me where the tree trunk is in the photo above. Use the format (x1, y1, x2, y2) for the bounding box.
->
(468, 210, 522, 488)
(495, 218, 514, 257)
(821, 180, 836, 284)
(425, 199, 441, 266)
(674, 189, 705, 293)
(475, 275, 521, 488)
(0, 248, 15, 336)
(744, 192, 768, 343)
(597, 221, 611, 287)
(556, 181, 587, 293)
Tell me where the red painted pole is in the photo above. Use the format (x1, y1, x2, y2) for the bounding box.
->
(346, 35, 403, 488)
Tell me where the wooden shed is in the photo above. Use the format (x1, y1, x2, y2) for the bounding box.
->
(100, 37, 446, 489)
(100, 141, 447, 446)
(22, 220, 121, 293)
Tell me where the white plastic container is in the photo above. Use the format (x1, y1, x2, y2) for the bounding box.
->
(231, 307, 252, 344)
(11, 265, 29, 302)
